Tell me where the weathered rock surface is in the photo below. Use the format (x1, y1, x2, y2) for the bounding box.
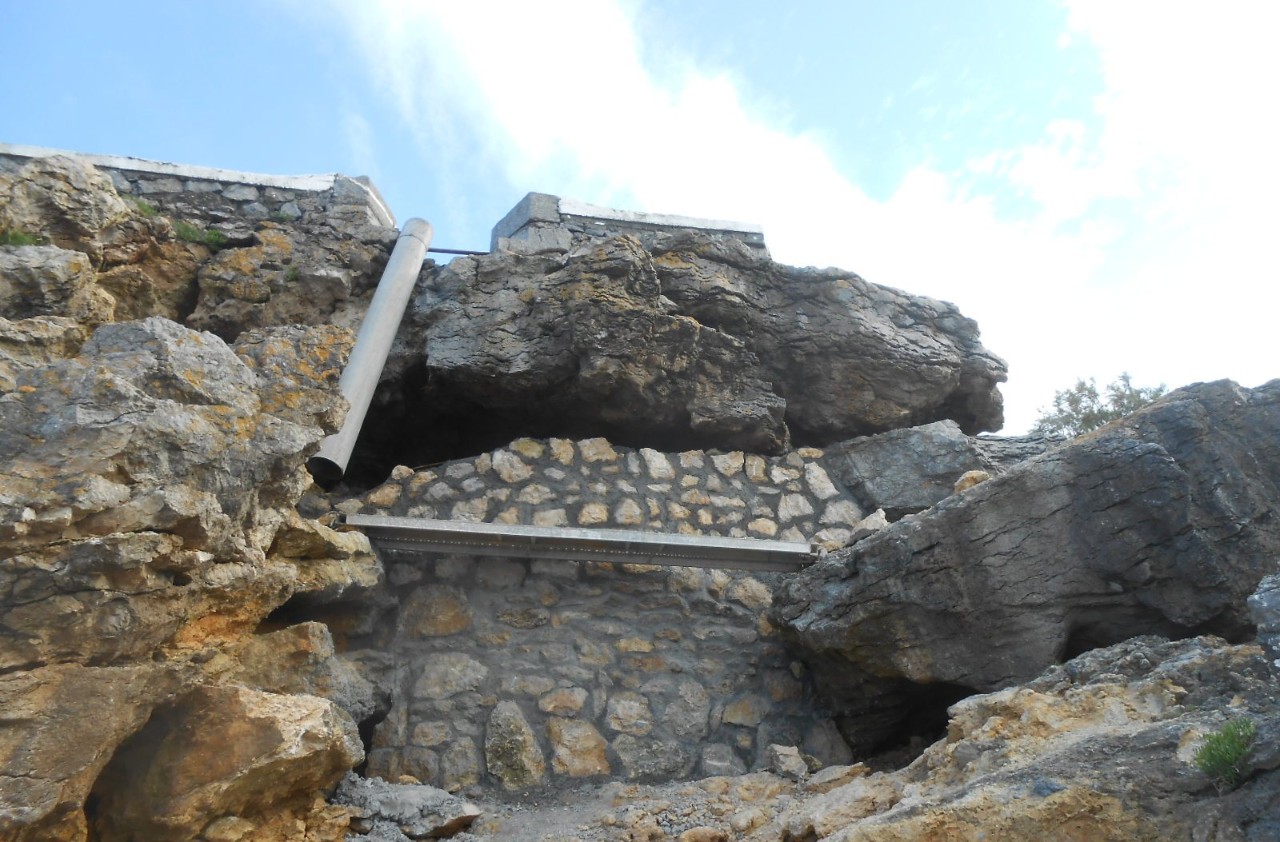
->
(186, 222, 394, 341)
(0, 310, 374, 836)
(484, 701, 546, 790)
(0, 662, 194, 841)
(0, 316, 88, 392)
(1, 155, 210, 324)
(774, 379, 1280, 748)
(1, 153, 395, 339)
(781, 636, 1280, 841)
(379, 232, 1005, 462)
(89, 685, 363, 841)
(0, 155, 134, 262)
(0, 318, 354, 672)
(226, 622, 382, 724)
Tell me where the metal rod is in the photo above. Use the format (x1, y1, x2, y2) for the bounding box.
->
(428, 247, 488, 255)
(344, 514, 816, 572)
(307, 219, 433, 487)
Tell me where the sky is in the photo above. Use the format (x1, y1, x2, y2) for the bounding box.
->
(3, 0, 1278, 433)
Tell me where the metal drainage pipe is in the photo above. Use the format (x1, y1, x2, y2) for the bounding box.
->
(307, 218, 433, 487)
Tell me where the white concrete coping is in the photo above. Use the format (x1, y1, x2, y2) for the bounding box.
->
(558, 197, 764, 236)
(0, 142, 395, 227)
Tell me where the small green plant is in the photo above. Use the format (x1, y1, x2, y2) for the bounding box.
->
(269, 210, 292, 223)
(284, 265, 300, 283)
(0, 229, 46, 246)
(1195, 717, 1256, 792)
(129, 197, 159, 218)
(173, 220, 228, 250)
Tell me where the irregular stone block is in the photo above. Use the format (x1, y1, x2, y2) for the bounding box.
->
(411, 653, 488, 701)
(701, 743, 748, 777)
(400, 585, 473, 637)
(484, 701, 545, 790)
(548, 718, 610, 777)
(333, 772, 480, 838)
(606, 691, 654, 735)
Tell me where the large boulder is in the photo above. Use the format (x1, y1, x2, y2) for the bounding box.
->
(88, 685, 363, 842)
(774, 380, 1280, 746)
(382, 232, 1006, 461)
(0, 155, 134, 261)
(0, 318, 351, 672)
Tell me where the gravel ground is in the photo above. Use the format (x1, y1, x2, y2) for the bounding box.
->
(449, 773, 803, 841)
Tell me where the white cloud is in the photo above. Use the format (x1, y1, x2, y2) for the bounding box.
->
(342, 111, 379, 180)
(325, 0, 1280, 433)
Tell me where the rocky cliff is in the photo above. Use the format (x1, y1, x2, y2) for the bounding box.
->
(2, 148, 1278, 841)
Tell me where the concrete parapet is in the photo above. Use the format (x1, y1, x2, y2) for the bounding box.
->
(491, 191, 767, 254)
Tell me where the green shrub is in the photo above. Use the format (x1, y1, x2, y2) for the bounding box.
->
(173, 220, 227, 250)
(1033, 373, 1166, 438)
(130, 197, 159, 218)
(0, 229, 46, 246)
(1195, 717, 1256, 792)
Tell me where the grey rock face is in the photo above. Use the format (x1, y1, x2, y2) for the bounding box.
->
(393, 231, 1006, 457)
(1248, 574, 1280, 665)
(774, 380, 1280, 746)
(0, 245, 100, 320)
(822, 420, 988, 519)
(822, 420, 1061, 520)
(335, 772, 480, 840)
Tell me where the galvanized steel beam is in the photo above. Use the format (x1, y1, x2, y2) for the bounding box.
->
(344, 514, 816, 573)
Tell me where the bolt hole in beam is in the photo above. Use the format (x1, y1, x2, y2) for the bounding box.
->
(343, 514, 816, 573)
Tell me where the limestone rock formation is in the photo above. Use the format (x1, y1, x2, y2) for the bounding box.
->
(186, 222, 394, 341)
(778, 635, 1280, 841)
(774, 379, 1280, 748)
(381, 231, 1006, 461)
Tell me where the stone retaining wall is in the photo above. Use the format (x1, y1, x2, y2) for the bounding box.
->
(363, 548, 853, 793)
(0, 142, 393, 230)
(331, 437, 868, 548)
(318, 438, 871, 793)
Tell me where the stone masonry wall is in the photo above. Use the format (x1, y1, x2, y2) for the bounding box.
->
(0, 142, 394, 231)
(313, 438, 870, 794)
(328, 437, 867, 548)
